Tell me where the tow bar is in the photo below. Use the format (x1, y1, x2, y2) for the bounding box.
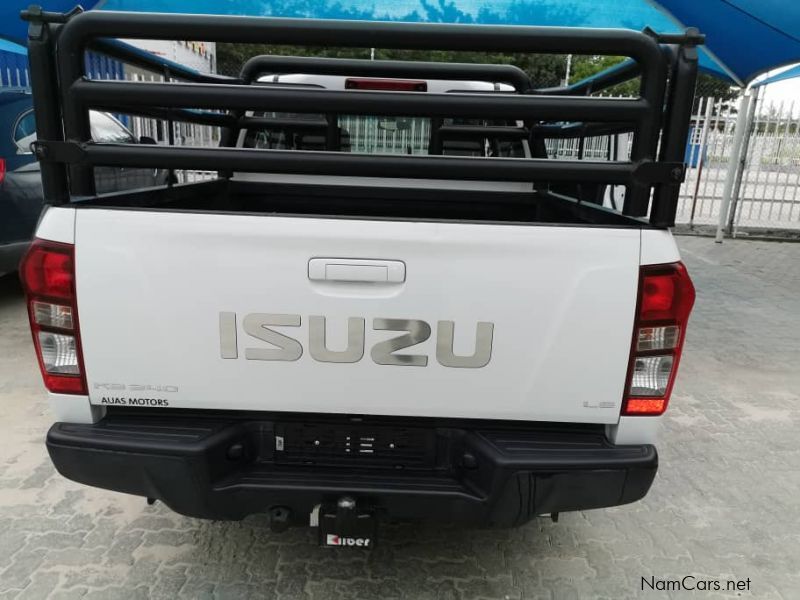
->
(318, 496, 377, 548)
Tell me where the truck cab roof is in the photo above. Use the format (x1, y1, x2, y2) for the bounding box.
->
(257, 73, 516, 94)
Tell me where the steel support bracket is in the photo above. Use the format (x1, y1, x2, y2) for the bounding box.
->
(21, 4, 84, 27)
(642, 27, 705, 47)
(31, 140, 88, 164)
(632, 160, 686, 185)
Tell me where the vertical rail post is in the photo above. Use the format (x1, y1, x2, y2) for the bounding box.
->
(26, 7, 70, 205)
(60, 36, 96, 196)
(716, 90, 752, 242)
(164, 66, 176, 186)
(650, 36, 699, 227)
(429, 118, 443, 155)
(326, 113, 340, 151)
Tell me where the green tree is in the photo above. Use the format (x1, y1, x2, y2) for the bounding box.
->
(570, 55, 640, 95)
(217, 43, 739, 106)
(570, 54, 739, 110)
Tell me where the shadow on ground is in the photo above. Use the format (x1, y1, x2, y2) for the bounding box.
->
(0, 274, 23, 306)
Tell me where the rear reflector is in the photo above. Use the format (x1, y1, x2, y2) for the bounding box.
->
(19, 240, 87, 395)
(636, 325, 679, 351)
(32, 301, 74, 329)
(623, 262, 695, 416)
(345, 78, 427, 92)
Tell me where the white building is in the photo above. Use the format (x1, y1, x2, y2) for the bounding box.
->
(119, 40, 218, 147)
(123, 39, 216, 74)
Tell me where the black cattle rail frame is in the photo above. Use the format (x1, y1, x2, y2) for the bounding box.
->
(22, 5, 702, 227)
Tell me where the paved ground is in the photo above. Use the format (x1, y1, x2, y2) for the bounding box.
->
(1, 236, 798, 599)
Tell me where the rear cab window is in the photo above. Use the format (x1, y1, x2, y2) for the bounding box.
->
(243, 112, 527, 158)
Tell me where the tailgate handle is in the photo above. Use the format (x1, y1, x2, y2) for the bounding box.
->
(308, 258, 405, 283)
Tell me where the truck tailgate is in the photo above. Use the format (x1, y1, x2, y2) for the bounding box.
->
(75, 209, 639, 424)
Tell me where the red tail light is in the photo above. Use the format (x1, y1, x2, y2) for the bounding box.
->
(19, 239, 87, 395)
(0, 158, 6, 184)
(345, 78, 427, 92)
(623, 262, 695, 416)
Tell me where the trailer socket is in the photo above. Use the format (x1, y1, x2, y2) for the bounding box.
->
(269, 506, 291, 532)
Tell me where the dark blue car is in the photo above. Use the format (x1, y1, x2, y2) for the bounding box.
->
(0, 88, 166, 276)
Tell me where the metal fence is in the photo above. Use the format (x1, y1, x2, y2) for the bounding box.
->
(536, 95, 800, 230)
(1, 65, 29, 88)
(677, 95, 800, 231)
(728, 98, 800, 231)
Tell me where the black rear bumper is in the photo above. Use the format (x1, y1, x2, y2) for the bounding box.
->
(47, 413, 657, 526)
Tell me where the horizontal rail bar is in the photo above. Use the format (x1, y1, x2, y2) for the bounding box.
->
(241, 116, 329, 130)
(55, 142, 666, 185)
(241, 56, 532, 91)
(59, 12, 666, 67)
(438, 126, 529, 140)
(532, 123, 637, 138)
(70, 80, 651, 121)
(100, 105, 235, 128)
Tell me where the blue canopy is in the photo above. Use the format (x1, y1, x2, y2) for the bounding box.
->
(656, 1, 800, 84)
(2, 0, 799, 84)
(753, 63, 800, 88)
(0, 38, 26, 56)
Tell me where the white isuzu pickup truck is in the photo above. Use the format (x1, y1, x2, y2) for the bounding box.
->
(20, 7, 697, 545)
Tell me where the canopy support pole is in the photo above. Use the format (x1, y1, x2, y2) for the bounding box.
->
(716, 90, 752, 243)
(728, 85, 760, 237)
